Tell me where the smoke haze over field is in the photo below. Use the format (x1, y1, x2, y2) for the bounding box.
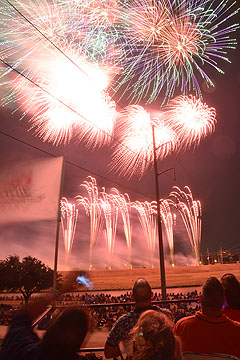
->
(0, 192, 213, 270)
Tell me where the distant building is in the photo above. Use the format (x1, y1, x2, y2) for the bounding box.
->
(199, 249, 240, 265)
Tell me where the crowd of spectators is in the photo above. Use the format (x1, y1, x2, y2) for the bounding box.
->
(0, 304, 16, 325)
(0, 289, 200, 328)
(56, 289, 200, 330)
(58, 289, 199, 305)
(1, 274, 240, 360)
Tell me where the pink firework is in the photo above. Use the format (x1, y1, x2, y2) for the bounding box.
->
(132, 200, 157, 268)
(100, 189, 119, 270)
(169, 186, 202, 263)
(111, 188, 132, 268)
(4, 35, 117, 147)
(76, 176, 103, 270)
(61, 197, 79, 268)
(163, 95, 216, 150)
(111, 105, 175, 178)
(160, 199, 175, 266)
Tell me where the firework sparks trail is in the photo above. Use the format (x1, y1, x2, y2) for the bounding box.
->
(162, 95, 216, 150)
(59, 0, 122, 64)
(0, 0, 117, 147)
(112, 0, 239, 104)
(76, 176, 103, 270)
(110, 105, 175, 178)
(132, 200, 157, 268)
(111, 188, 132, 268)
(0, 0, 81, 83)
(60, 197, 79, 268)
(6, 49, 117, 147)
(169, 186, 202, 263)
(160, 199, 175, 266)
(100, 188, 119, 269)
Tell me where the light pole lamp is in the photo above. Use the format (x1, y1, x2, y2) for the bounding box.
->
(152, 125, 176, 300)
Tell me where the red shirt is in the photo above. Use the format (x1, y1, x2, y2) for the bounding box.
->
(174, 311, 240, 357)
(222, 305, 240, 322)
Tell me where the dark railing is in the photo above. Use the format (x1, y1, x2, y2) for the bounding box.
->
(56, 297, 199, 308)
(32, 305, 53, 328)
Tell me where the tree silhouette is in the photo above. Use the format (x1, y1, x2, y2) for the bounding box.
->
(0, 255, 62, 304)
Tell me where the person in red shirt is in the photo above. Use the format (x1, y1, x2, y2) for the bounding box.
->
(221, 273, 240, 322)
(174, 276, 240, 358)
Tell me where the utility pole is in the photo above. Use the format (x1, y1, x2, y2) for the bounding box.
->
(207, 248, 210, 265)
(152, 126, 175, 300)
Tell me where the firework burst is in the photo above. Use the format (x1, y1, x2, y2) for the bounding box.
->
(64, 0, 121, 63)
(0, 0, 117, 146)
(112, 0, 239, 103)
(3, 46, 116, 146)
(163, 95, 216, 150)
(110, 105, 175, 178)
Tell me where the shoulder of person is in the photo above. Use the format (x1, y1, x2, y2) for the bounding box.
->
(111, 312, 134, 327)
(153, 305, 174, 320)
(226, 317, 240, 328)
(155, 305, 171, 314)
(119, 312, 134, 320)
(174, 313, 196, 328)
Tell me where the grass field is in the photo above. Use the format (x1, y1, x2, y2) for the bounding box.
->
(64, 263, 240, 291)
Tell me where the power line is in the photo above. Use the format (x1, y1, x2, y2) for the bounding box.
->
(0, 57, 193, 195)
(0, 57, 156, 172)
(0, 1, 194, 191)
(4, 0, 90, 80)
(4, 0, 125, 108)
(1, 0, 175, 176)
(0, 55, 179, 186)
(0, 129, 156, 200)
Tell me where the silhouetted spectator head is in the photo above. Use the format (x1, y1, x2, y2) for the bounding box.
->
(41, 306, 90, 360)
(221, 273, 240, 309)
(132, 279, 152, 305)
(200, 277, 224, 311)
(131, 310, 177, 360)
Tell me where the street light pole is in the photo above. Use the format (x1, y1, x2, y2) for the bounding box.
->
(152, 125, 167, 300)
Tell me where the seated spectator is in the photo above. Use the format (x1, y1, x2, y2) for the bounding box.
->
(104, 278, 173, 359)
(131, 310, 178, 360)
(0, 280, 91, 360)
(174, 277, 240, 358)
(221, 273, 240, 322)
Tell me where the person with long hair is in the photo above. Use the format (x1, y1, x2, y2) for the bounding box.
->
(131, 310, 179, 360)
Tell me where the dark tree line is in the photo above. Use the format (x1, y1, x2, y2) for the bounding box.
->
(0, 255, 62, 304)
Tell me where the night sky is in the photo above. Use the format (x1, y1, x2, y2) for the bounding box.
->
(0, 22, 239, 271)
